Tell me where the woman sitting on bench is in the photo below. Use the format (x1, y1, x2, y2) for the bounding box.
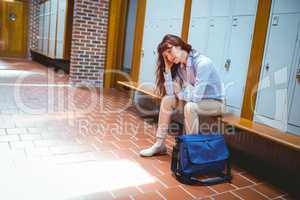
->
(140, 34, 225, 157)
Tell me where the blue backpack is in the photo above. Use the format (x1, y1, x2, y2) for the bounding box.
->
(171, 133, 232, 185)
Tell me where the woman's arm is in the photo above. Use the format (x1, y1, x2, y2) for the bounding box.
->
(163, 69, 174, 95)
(177, 57, 213, 102)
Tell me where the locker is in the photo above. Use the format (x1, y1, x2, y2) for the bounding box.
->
(49, 0, 58, 58)
(139, 19, 182, 84)
(287, 23, 300, 132)
(188, 0, 258, 115)
(34, 0, 70, 60)
(232, 0, 258, 16)
(188, 18, 210, 54)
(56, 0, 67, 58)
(122, 0, 137, 71)
(211, 0, 231, 17)
(38, 3, 44, 52)
(42, 1, 50, 55)
(139, 21, 158, 84)
(145, 0, 185, 20)
(190, 0, 211, 18)
(139, 0, 184, 84)
(256, 14, 300, 123)
(273, 0, 300, 14)
(206, 17, 231, 72)
(223, 16, 255, 110)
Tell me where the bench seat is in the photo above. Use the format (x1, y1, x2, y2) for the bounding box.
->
(117, 80, 300, 151)
(221, 114, 300, 151)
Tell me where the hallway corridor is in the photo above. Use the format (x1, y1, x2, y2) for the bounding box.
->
(0, 59, 293, 200)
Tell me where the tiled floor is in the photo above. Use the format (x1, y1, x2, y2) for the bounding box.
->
(0, 58, 295, 200)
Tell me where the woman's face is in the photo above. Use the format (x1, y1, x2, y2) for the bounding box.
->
(162, 45, 182, 64)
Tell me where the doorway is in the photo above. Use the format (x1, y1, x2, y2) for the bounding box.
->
(0, 0, 28, 58)
(104, 0, 146, 88)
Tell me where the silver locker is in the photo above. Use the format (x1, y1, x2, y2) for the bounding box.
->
(206, 17, 231, 73)
(56, 0, 67, 59)
(273, 0, 300, 14)
(232, 0, 258, 16)
(38, 3, 45, 52)
(145, 0, 185, 20)
(43, 1, 50, 55)
(139, 0, 184, 85)
(188, 18, 210, 54)
(139, 21, 160, 84)
(223, 16, 255, 110)
(190, 0, 211, 18)
(49, 0, 58, 58)
(139, 19, 183, 84)
(211, 0, 231, 17)
(256, 14, 300, 122)
(188, 0, 211, 55)
(287, 20, 300, 133)
(188, 0, 258, 115)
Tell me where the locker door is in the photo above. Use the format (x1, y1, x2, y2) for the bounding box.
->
(287, 18, 300, 130)
(139, 20, 158, 84)
(206, 17, 231, 72)
(38, 3, 44, 52)
(232, 0, 258, 15)
(43, 0, 50, 55)
(223, 16, 255, 110)
(189, 0, 211, 55)
(273, 0, 300, 14)
(188, 18, 209, 54)
(49, 0, 58, 58)
(211, 0, 231, 17)
(146, 0, 185, 19)
(139, 19, 182, 84)
(256, 14, 300, 121)
(190, 0, 211, 18)
(56, 0, 67, 58)
(137, 0, 184, 85)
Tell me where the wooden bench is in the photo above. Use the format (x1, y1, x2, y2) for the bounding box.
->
(117, 81, 161, 99)
(117, 81, 300, 152)
(118, 80, 300, 183)
(221, 114, 300, 152)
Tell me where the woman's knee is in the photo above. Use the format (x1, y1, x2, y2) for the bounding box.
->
(184, 102, 198, 116)
(160, 95, 177, 111)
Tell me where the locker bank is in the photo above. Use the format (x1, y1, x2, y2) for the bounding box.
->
(0, 0, 299, 199)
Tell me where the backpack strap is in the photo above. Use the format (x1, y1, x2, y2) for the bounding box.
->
(173, 158, 232, 185)
(171, 143, 179, 173)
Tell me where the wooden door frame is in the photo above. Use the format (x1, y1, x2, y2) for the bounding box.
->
(129, 0, 146, 83)
(181, 0, 192, 42)
(240, 0, 272, 120)
(63, 0, 74, 60)
(104, 0, 147, 88)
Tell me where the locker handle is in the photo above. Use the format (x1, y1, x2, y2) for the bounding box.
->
(265, 63, 270, 71)
(296, 68, 300, 81)
(224, 59, 231, 70)
(141, 49, 144, 58)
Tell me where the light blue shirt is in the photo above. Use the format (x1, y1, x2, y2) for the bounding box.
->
(163, 49, 224, 102)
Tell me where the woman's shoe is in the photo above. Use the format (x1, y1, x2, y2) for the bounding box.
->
(139, 144, 167, 157)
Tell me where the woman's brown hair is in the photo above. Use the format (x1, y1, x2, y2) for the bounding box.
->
(155, 34, 192, 96)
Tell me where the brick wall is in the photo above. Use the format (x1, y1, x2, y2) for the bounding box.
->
(69, 0, 110, 87)
(28, 0, 110, 87)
